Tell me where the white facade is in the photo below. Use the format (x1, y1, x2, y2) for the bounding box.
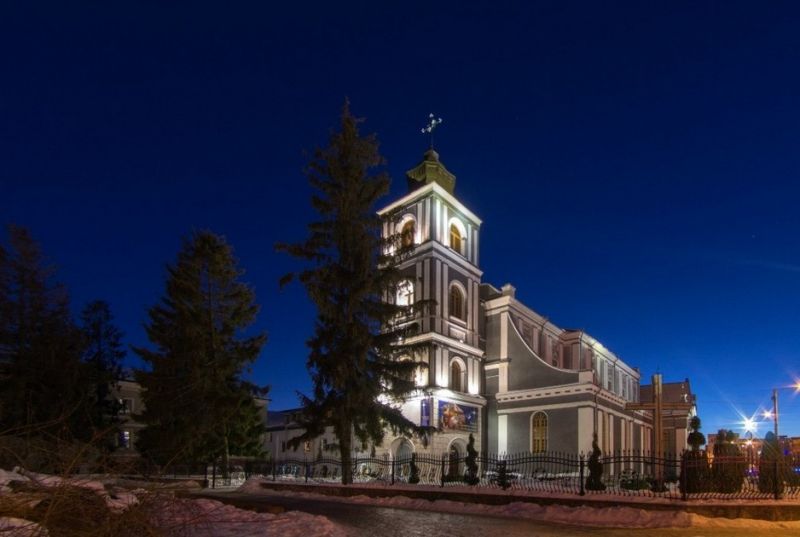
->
(271, 149, 691, 463)
(375, 149, 656, 460)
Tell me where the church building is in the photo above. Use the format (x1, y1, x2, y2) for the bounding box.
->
(375, 148, 656, 462)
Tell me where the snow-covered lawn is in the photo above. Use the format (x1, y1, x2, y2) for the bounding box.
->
(0, 468, 345, 536)
(239, 477, 800, 530)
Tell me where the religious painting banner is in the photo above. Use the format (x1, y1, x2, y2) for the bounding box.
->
(438, 400, 478, 432)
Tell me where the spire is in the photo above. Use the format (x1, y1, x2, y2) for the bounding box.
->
(405, 148, 457, 194)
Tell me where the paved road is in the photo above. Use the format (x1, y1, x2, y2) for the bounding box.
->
(198, 490, 799, 537)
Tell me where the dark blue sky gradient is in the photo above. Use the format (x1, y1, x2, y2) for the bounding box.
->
(2, 1, 799, 437)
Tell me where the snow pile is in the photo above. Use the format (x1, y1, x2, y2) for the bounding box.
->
(153, 497, 345, 537)
(1, 467, 139, 512)
(0, 516, 48, 536)
(239, 476, 274, 494)
(240, 478, 800, 530)
(1, 469, 345, 536)
(341, 493, 692, 528)
(688, 514, 800, 530)
(0, 468, 26, 493)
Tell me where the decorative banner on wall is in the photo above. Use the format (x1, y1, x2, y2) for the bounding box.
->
(420, 398, 431, 427)
(438, 400, 478, 432)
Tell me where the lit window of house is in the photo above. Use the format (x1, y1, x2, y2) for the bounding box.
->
(119, 398, 134, 414)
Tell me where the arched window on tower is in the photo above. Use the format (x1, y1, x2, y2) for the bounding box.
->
(449, 360, 464, 392)
(449, 224, 462, 254)
(401, 219, 416, 248)
(449, 285, 464, 320)
(531, 412, 548, 453)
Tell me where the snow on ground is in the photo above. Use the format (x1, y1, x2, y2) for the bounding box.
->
(0, 468, 346, 536)
(2, 467, 140, 512)
(238, 477, 800, 530)
(152, 497, 345, 537)
(0, 516, 48, 536)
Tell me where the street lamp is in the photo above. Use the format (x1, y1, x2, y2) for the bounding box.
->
(765, 380, 800, 451)
(744, 383, 796, 500)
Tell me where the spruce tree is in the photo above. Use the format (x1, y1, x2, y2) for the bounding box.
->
(79, 300, 126, 448)
(279, 102, 422, 484)
(0, 225, 87, 431)
(0, 226, 90, 467)
(134, 231, 267, 470)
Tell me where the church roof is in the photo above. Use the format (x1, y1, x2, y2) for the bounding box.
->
(406, 148, 456, 194)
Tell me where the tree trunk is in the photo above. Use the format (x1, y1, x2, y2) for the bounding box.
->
(339, 420, 353, 485)
(222, 427, 230, 481)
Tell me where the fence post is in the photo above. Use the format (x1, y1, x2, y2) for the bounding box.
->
(211, 462, 217, 489)
(680, 451, 687, 502)
(579, 453, 585, 496)
(391, 457, 395, 485)
(305, 463, 309, 484)
(441, 454, 446, 488)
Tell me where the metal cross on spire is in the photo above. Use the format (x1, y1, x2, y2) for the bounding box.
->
(421, 113, 443, 148)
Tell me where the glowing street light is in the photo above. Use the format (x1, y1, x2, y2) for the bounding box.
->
(742, 417, 757, 434)
(769, 379, 800, 444)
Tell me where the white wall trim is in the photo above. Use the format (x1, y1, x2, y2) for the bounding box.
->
(498, 414, 508, 454)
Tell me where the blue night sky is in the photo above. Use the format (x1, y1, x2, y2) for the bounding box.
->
(2, 1, 799, 438)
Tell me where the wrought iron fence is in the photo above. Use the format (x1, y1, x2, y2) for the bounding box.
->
(251, 450, 800, 501)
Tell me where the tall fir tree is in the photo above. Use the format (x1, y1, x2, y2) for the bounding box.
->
(278, 102, 423, 484)
(0, 226, 90, 453)
(133, 231, 267, 470)
(79, 300, 126, 447)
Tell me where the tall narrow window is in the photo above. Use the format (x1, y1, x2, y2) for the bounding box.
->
(401, 220, 415, 248)
(531, 412, 548, 453)
(449, 285, 464, 320)
(396, 280, 414, 306)
(450, 224, 462, 253)
(450, 361, 463, 392)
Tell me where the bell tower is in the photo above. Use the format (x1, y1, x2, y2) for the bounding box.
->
(378, 148, 485, 454)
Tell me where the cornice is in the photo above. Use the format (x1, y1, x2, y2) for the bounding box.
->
(377, 182, 483, 226)
(402, 332, 485, 358)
